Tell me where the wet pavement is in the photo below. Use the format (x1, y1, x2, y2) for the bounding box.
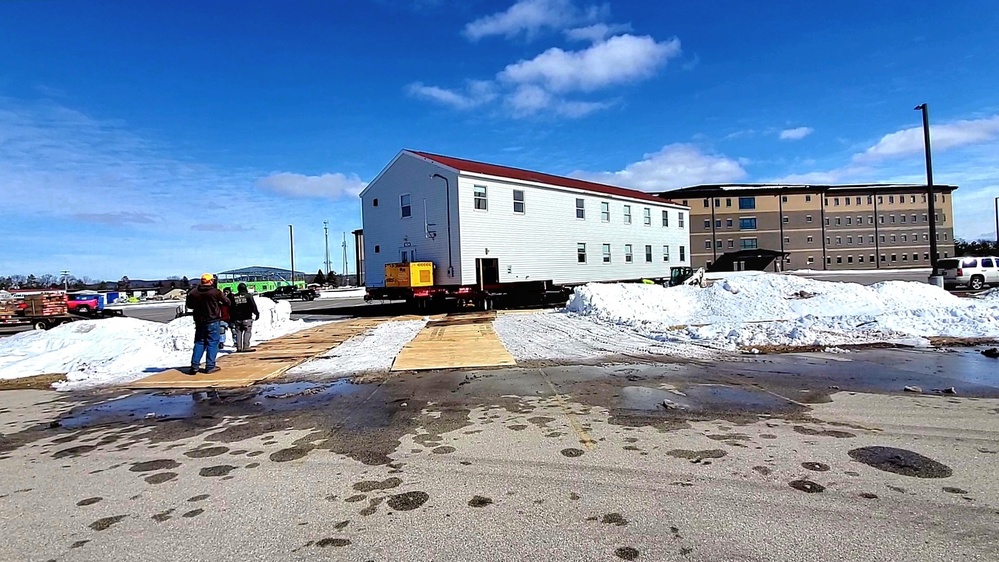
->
(1, 346, 998, 561)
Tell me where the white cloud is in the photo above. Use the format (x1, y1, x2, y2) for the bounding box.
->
(855, 115, 999, 163)
(463, 0, 603, 41)
(405, 80, 497, 110)
(564, 22, 632, 42)
(72, 212, 159, 225)
(571, 144, 747, 191)
(191, 223, 256, 232)
(779, 126, 814, 140)
(499, 34, 681, 93)
(255, 172, 366, 199)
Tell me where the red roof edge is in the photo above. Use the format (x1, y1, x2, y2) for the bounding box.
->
(408, 150, 684, 207)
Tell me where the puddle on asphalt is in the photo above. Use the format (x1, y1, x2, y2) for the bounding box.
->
(57, 380, 367, 429)
(618, 384, 800, 415)
(847, 446, 953, 478)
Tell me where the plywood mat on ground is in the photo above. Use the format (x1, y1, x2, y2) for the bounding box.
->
(391, 311, 516, 371)
(129, 318, 385, 389)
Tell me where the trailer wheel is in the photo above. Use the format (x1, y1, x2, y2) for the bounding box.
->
(32, 319, 50, 331)
(76, 305, 90, 314)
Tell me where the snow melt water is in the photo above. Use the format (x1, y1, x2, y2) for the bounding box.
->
(0, 297, 319, 389)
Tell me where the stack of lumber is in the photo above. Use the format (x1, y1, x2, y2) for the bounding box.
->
(22, 294, 67, 316)
(0, 302, 16, 319)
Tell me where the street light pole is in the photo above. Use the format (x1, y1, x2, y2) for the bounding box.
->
(994, 197, 998, 246)
(60, 270, 70, 291)
(915, 103, 939, 270)
(288, 224, 296, 286)
(323, 221, 331, 276)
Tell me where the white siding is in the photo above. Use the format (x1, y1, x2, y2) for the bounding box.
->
(455, 173, 689, 285)
(359, 153, 461, 287)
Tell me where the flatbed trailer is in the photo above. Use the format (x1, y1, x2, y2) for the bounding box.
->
(0, 309, 124, 331)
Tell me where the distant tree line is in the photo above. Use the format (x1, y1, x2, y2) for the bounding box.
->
(0, 274, 192, 291)
(955, 238, 999, 256)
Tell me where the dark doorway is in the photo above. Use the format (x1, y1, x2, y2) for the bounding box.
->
(476, 258, 499, 288)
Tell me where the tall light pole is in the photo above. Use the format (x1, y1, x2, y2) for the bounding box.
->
(288, 224, 296, 286)
(994, 197, 998, 246)
(323, 221, 331, 276)
(915, 103, 939, 271)
(60, 270, 70, 291)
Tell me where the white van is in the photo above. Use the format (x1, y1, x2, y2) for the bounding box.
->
(936, 256, 999, 290)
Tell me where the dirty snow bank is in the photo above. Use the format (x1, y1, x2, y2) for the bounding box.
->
(286, 319, 427, 378)
(0, 297, 319, 389)
(565, 274, 999, 349)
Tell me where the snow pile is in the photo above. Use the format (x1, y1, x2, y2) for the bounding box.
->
(318, 287, 367, 299)
(0, 297, 319, 389)
(565, 274, 999, 349)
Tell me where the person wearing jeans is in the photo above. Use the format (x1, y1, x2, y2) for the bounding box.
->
(185, 273, 230, 374)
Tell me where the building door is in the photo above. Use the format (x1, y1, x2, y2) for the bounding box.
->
(475, 258, 500, 288)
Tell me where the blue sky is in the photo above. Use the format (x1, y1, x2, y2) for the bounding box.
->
(2, 0, 998, 280)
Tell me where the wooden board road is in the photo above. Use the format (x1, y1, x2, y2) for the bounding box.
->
(391, 311, 517, 371)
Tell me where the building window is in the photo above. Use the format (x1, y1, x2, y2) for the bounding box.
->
(891, 253, 897, 262)
(713, 219, 720, 228)
(878, 196, 883, 204)
(846, 217, 852, 225)
(890, 235, 896, 242)
(867, 196, 873, 205)
(782, 216, 789, 223)
(373, 198, 379, 207)
(577, 243, 586, 264)
(847, 236, 853, 244)
(715, 198, 721, 207)
(913, 253, 919, 261)
(374, 245, 380, 253)
(870, 254, 875, 263)
(807, 256, 814, 264)
(835, 217, 841, 226)
(825, 217, 830, 225)
(837, 256, 843, 264)
(858, 255, 864, 263)
(902, 234, 907, 242)
(602, 244, 611, 264)
(726, 218, 733, 228)
(806, 215, 812, 223)
(715, 240, 723, 248)
(679, 246, 686, 261)
(880, 254, 886, 262)
(601, 201, 610, 222)
(704, 219, 711, 229)
(740, 238, 758, 250)
(834, 198, 840, 206)
(889, 195, 894, 204)
(890, 215, 896, 223)
(869, 235, 874, 243)
(704, 240, 711, 249)
(902, 253, 908, 262)
(782, 195, 788, 203)
(807, 235, 813, 243)
(703, 199, 709, 208)
(856, 197, 862, 205)
(806, 195, 812, 202)
(879, 216, 885, 224)
(924, 252, 929, 260)
(474, 185, 488, 210)
(784, 236, 790, 244)
(739, 217, 757, 230)
(912, 214, 917, 222)
(662, 210, 669, 227)
(857, 216, 863, 225)
(868, 216, 874, 224)
(678, 213, 684, 227)
(645, 245, 653, 262)
(624, 244, 633, 263)
(922, 214, 928, 222)
(738, 197, 756, 209)
(682, 200, 688, 206)
(910, 195, 916, 203)
(513, 190, 525, 213)
(576, 198, 585, 219)
(400, 194, 412, 218)
(663, 245, 670, 262)
(845, 197, 851, 206)
(623, 205, 632, 224)
(826, 256, 832, 264)
(836, 236, 842, 245)
(726, 198, 732, 207)
(728, 239, 735, 248)
(880, 235, 886, 243)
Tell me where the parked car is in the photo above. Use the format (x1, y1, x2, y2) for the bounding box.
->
(261, 285, 318, 301)
(936, 256, 999, 290)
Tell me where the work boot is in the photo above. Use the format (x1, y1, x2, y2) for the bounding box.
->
(188, 366, 200, 375)
(203, 366, 222, 374)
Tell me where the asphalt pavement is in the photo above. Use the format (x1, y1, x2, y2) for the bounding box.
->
(1, 347, 998, 561)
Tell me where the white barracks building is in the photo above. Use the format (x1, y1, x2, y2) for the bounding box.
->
(359, 150, 690, 292)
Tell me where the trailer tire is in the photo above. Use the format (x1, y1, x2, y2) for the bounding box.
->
(32, 320, 50, 331)
(76, 305, 90, 314)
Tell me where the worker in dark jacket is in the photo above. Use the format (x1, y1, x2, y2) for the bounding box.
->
(185, 273, 230, 374)
(229, 283, 260, 352)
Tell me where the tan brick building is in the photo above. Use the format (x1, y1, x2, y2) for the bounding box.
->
(661, 184, 957, 271)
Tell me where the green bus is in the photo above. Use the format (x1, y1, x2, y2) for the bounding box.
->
(215, 267, 307, 294)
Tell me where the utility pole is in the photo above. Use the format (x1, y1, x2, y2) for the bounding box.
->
(60, 270, 70, 291)
(342, 232, 349, 285)
(288, 224, 296, 286)
(323, 221, 331, 276)
(915, 103, 939, 270)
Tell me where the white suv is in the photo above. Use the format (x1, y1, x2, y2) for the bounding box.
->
(936, 256, 999, 290)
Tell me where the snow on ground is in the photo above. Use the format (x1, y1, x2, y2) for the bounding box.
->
(285, 319, 427, 377)
(565, 273, 999, 350)
(493, 311, 722, 361)
(0, 297, 320, 389)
